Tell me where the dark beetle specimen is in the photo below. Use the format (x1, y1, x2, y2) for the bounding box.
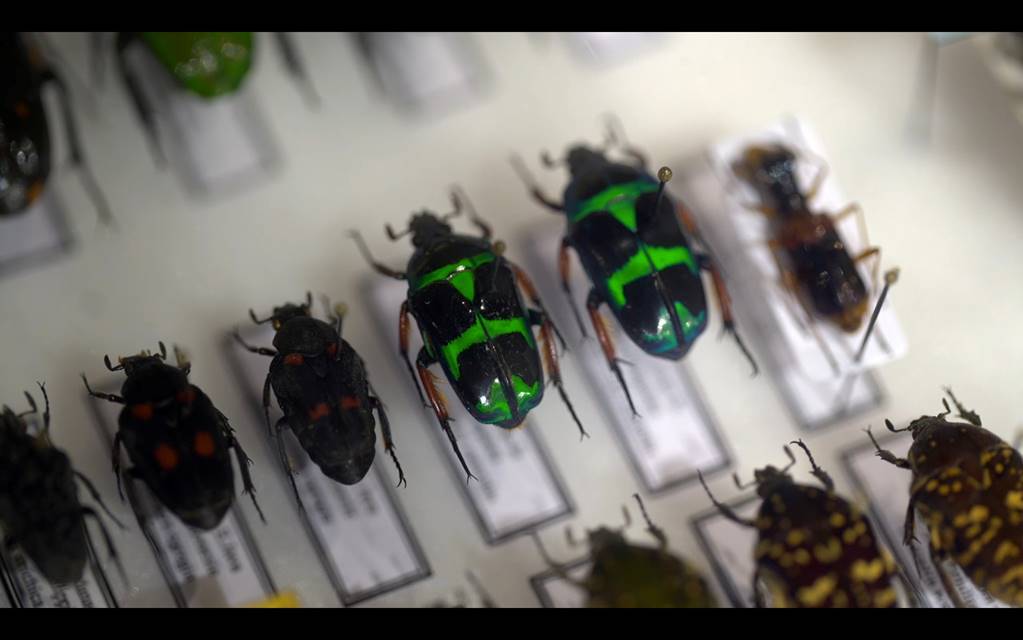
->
(513, 118, 756, 414)
(700, 442, 901, 608)
(0, 384, 123, 585)
(233, 295, 405, 507)
(351, 187, 587, 481)
(534, 495, 718, 608)
(1, 32, 110, 222)
(731, 143, 896, 372)
(83, 343, 263, 530)
(870, 389, 1023, 607)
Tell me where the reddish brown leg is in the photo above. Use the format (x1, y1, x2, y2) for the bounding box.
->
(534, 310, 587, 439)
(677, 205, 758, 376)
(586, 289, 639, 417)
(400, 301, 427, 406)
(417, 355, 475, 482)
(512, 262, 566, 351)
(558, 237, 588, 338)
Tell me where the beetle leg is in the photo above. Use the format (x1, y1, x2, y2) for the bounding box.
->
(509, 154, 564, 212)
(558, 237, 588, 339)
(696, 252, 759, 376)
(220, 413, 266, 524)
(232, 330, 278, 357)
(942, 387, 982, 427)
(116, 32, 167, 167)
(416, 351, 476, 483)
(698, 470, 757, 528)
(81, 506, 128, 588)
(529, 531, 588, 589)
(751, 568, 766, 608)
(833, 202, 870, 250)
(261, 372, 274, 439)
(111, 431, 125, 501)
(586, 289, 639, 417)
(399, 304, 428, 406)
(273, 417, 306, 514)
(350, 230, 407, 280)
(534, 309, 588, 440)
(866, 427, 913, 470)
(603, 114, 649, 171)
(370, 395, 407, 488)
(38, 65, 114, 226)
(74, 471, 126, 530)
(273, 32, 320, 107)
(929, 544, 967, 608)
(82, 375, 125, 404)
(513, 262, 567, 351)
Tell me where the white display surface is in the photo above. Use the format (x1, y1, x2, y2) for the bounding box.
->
(0, 189, 72, 276)
(3, 33, 1023, 606)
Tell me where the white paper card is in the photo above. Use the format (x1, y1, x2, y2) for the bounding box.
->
(691, 497, 760, 607)
(563, 33, 665, 65)
(0, 189, 70, 271)
(530, 558, 592, 608)
(524, 224, 730, 492)
(231, 324, 430, 604)
(369, 280, 574, 543)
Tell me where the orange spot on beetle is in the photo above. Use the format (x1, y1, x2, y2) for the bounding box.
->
(194, 432, 216, 457)
(176, 388, 196, 405)
(26, 181, 43, 204)
(308, 402, 330, 420)
(341, 395, 361, 410)
(326, 343, 338, 358)
(132, 403, 154, 420)
(284, 353, 304, 366)
(14, 102, 29, 118)
(154, 443, 179, 470)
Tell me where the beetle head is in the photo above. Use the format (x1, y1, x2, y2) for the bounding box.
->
(748, 445, 798, 499)
(564, 145, 609, 178)
(408, 210, 452, 248)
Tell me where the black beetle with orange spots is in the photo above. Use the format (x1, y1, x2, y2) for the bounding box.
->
(870, 388, 1023, 607)
(1, 383, 125, 586)
(700, 441, 904, 608)
(233, 294, 405, 510)
(83, 343, 263, 530)
(1, 33, 110, 223)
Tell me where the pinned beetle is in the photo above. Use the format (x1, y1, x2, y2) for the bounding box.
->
(351, 187, 587, 481)
(0, 383, 124, 585)
(83, 343, 263, 530)
(533, 494, 718, 608)
(233, 294, 405, 508)
(700, 441, 903, 608)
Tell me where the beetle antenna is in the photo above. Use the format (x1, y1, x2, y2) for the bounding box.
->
(443, 188, 464, 221)
(854, 268, 899, 363)
(157, 342, 167, 360)
(732, 471, 756, 490)
(884, 418, 912, 433)
(103, 355, 124, 372)
(790, 439, 835, 491)
(541, 150, 565, 169)
(633, 494, 668, 549)
(781, 445, 797, 472)
(248, 309, 273, 325)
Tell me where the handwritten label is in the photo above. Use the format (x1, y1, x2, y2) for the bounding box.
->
(369, 282, 575, 543)
(840, 433, 1007, 608)
(0, 546, 113, 609)
(524, 225, 731, 491)
(229, 324, 431, 604)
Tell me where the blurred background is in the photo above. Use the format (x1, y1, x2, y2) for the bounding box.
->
(2, 32, 1023, 608)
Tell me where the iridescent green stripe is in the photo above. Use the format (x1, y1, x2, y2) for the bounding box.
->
(412, 252, 495, 300)
(606, 246, 697, 308)
(571, 180, 660, 229)
(476, 376, 540, 422)
(441, 317, 534, 380)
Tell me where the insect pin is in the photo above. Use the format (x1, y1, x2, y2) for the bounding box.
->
(730, 142, 898, 374)
(699, 441, 902, 608)
(0, 383, 125, 586)
(351, 186, 587, 481)
(233, 294, 405, 510)
(868, 388, 1023, 607)
(83, 342, 263, 530)
(533, 494, 717, 608)
(2, 32, 111, 224)
(512, 116, 757, 416)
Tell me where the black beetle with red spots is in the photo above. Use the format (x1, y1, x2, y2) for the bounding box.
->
(0, 383, 125, 586)
(233, 293, 405, 512)
(83, 342, 263, 530)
